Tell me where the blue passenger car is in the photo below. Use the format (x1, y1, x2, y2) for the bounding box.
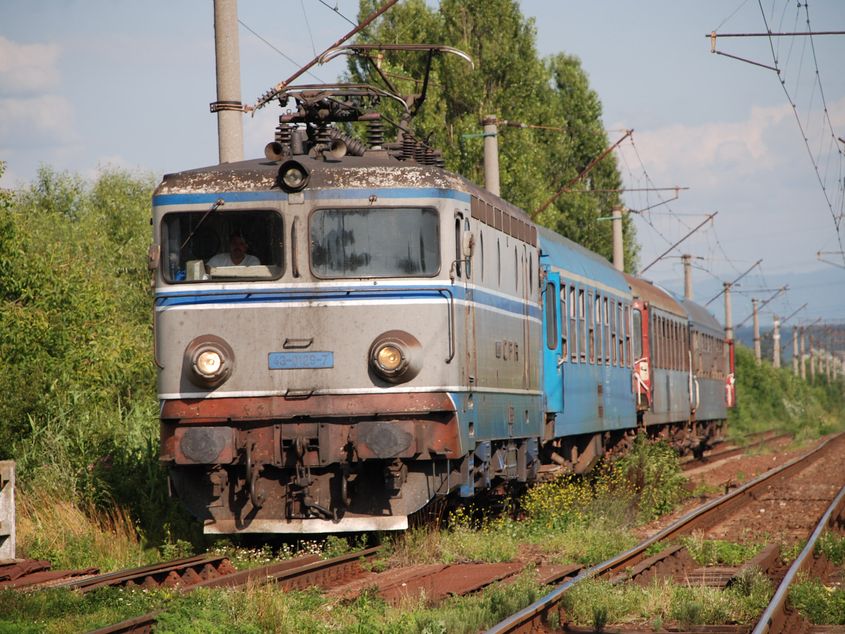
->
(538, 228, 637, 472)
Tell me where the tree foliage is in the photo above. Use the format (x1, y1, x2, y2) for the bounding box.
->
(353, 0, 638, 269)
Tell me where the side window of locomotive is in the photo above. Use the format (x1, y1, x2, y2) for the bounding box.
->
(161, 209, 283, 283)
(310, 207, 439, 277)
(454, 218, 462, 278)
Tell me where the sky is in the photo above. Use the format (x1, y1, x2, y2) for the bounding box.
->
(2, 0, 844, 329)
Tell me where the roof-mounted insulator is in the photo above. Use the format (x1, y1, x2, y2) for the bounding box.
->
(367, 119, 385, 149)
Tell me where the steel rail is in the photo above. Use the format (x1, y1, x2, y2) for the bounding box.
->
(57, 554, 234, 593)
(752, 482, 845, 634)
(85, 547, 380, 634)
(486, 433, 843, 633)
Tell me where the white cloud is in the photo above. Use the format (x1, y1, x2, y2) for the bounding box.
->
(617, 102, 794, 188)
(0, 95, 77, 147)
(0, 36, 60, 96)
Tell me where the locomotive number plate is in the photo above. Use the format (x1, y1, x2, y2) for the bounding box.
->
(268, 351, 334, 369)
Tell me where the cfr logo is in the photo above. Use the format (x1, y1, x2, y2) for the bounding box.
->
(495, 340, 519, 362)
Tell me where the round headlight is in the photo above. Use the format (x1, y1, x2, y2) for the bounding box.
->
(376, 344, 404, 372)
(368, 330, 422, 384)
(195, 350, 222, 377)
(184, 335, 234, 388)
(277, 160, 310, 193)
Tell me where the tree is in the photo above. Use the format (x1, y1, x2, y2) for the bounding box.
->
(352, 0, 638, 269)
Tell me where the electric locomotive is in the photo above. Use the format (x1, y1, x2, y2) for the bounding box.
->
(153, 47, 733, 534)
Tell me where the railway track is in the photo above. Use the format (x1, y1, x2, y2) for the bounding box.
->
(681, 430, 792, 472)
(487, 432, 845, 633)
(87, 547, 381, 634)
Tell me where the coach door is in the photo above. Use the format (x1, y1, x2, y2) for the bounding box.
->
(542, 271, 564, 415)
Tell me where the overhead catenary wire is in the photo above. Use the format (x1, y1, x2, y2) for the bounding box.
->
(755, 0, 845, 265)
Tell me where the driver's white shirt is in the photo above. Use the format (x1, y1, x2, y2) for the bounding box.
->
(207, 253, 260, 267)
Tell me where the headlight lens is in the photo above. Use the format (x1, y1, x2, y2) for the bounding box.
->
(376, 345, 404, 372)
(368, 330, 421, 384)
(282, 167, 306, 189)
(277, 160, 310, 192)
(184, 335, 234, 388)
(195, 350, 222, 377)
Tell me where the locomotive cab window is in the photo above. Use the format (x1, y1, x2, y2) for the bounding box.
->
(310, 207, 439, 278)
(161, 209, 284, 283)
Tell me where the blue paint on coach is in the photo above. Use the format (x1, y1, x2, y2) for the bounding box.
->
(537, 227, 637, 438)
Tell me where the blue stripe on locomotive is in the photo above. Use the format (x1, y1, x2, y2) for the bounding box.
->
(537, 227, 637, 437)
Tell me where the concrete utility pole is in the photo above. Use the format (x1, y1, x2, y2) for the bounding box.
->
(792, 326, 799, 375)
(682, 254, 693, 300)
(612, 205, 625, 272)
(723, 282, 733, 342)
(810, 335, 816, 381)
(482, 115, 500, 197)
(800, 327, 807, 379)
(772, 316, 781, 368)
(213, 0, 244, 163)
(752, 299, 761, 363)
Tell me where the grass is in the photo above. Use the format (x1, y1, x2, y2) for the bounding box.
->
(0, 572, 551, 634)
(681, 534, 765, 567)
(790, 579, 845, 625)
(0, 587, 169, 634)
(15, 489, 160, 572)
(560, 571, 773, 628)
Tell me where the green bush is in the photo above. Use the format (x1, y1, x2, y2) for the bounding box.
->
(1, 166, 191, 545)
(730, 345, 845, 439)
(616, 436, 687, 522)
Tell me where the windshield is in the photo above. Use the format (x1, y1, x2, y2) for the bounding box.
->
(310, 207, 440, 278)
(161, 209, 283, 282)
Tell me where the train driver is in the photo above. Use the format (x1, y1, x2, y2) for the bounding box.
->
(207, 235, 260, 267)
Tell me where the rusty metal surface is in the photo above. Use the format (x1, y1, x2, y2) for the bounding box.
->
(0, 567, 99, 589)
(0, 559, 51, 581)
(380, 562, 523, 605)
(87, 611, 160, 634)
(189, 554, 320, 589)
(160, 392, 456, 421)
(50, 555, 234, 593)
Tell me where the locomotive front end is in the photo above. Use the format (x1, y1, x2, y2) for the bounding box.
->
(153, 157, 476, 533)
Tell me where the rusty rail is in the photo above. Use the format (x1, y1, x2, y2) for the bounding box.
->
(752, 481, 845, 634)
(85, 547, 380, 634)
(486, 433, 843, 633)
(54, 554, 235, 593)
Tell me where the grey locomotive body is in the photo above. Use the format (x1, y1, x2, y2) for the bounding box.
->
(153, 154, 543, 533)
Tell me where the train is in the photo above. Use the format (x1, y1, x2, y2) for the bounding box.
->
(151, 74, 735, 535)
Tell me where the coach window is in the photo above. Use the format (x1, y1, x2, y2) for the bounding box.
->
(570, 287, 578, 362)
(560, 285, 568, 359)
(545, 282, 557, 350)
(604, 297, 612, 365)
(579, 289, 586, 362)
(162, 209, 284, 283)
(588, 291, 596, 364)
(632, 308, 642, 361)
(618, 303, 625, 366)
(657, 315, 663, 369)
(310, 207, 439, 277)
